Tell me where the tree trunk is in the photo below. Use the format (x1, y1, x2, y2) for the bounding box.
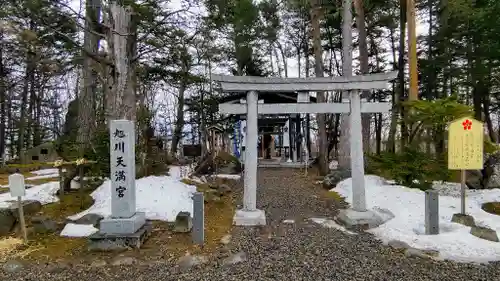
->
(26, 63, 36, 149)
(369, 29, 383, 154)
(78, 0, 101, 156)
(276, 42, 288, 77)
(482, 73, 496, 142)
(310, 0, 328, 175)
(18, 21, 36, 161)
(338, 0, 353, 169)
(106, 3, 138, 122)
(353, 0, 371, 153)
(397, 0, 407, 149)
(0, 32, 5, 161)
(33, 81, 42, 147)
(7, 89, 14, 159)
(171, 64, 189, 156)
(387, 13, 398, 152)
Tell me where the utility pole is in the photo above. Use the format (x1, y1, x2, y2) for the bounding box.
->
(407, 0, 418, 101)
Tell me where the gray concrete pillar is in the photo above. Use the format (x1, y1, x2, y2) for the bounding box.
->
(349, 91, 367, 212)
(243, 90, 258, 211)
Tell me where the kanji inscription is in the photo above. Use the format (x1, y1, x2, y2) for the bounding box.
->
(448, 117, 484, 170)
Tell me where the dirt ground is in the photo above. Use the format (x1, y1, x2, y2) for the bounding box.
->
(1, 176, 238, 265)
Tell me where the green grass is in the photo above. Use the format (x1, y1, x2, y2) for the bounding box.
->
(482, 202, 500, 216)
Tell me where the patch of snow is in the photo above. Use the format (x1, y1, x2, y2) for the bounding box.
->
(310, 218, 357, 235)
(31, 168, 65, 175)
(332, 175, 500, 263)
(283, 219, 295, 224)
(0, 182, 60, 207)
(67, 175, 197, 223)
(329, 160, 338, 170)
(431, 181, 477, 198)
(168, 165, 193, 180)
(26, 174, 59, 181)
(189, 176, 205, 184)
(60, 223, 98, 237)
(214, 174, 241, 180)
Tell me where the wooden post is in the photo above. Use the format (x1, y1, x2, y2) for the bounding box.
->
(461, 169, 466, 214)
(58, 166, 64, 196)
(9, 173, 27, 243)
(407, 0, 418, 101)
(17, 196, 27, 242)
(79, 165, 85, 189)
(448, 117, 483, 217)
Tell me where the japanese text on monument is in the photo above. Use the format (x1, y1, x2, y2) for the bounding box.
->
(113, 128, 127, 198)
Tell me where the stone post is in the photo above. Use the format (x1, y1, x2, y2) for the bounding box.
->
(99, 119, 146, 234)
(233, 91, 266, 226)
(349, 91, 367, 212)
(243, 91, 258, 211)
(298, 92, 310, 163)
(425, 190, 439, 235)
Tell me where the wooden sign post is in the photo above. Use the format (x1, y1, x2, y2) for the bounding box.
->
(9, 173, 27, 243)
(448, 117, 484, 215)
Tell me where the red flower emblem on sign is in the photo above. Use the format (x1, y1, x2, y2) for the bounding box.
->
(462, 119, 472, 131)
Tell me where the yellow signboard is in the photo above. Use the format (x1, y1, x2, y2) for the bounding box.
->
(448, 117, 484, 170)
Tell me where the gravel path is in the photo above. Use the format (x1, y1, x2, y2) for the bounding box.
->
(2, 168, 500, 280)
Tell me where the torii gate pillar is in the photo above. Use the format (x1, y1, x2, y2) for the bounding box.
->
(233, 90, 266, 226)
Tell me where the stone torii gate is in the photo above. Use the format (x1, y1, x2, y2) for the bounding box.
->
(213, 71, 398, 226)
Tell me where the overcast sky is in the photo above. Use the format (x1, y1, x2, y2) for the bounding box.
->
(66, 0, 429, 144)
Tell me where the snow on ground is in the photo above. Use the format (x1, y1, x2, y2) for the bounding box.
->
(169, 166, 182, 179)
(26, 174, 59, 181)
(333, 175, 500, 263)
(0, 182, 60, 207)
(310, 218, 357, 235)
(169, 164, 241, 181)
(30, 168, 64, 175)
(214, 174, 241, 180)
(1, 166, 198, 238)
(60, 223, 98, 237)
(329, 160, 338, 170)
(60, 165, 197, 237)
(67, 175, 197, 223)
(168, 165, 193, 180)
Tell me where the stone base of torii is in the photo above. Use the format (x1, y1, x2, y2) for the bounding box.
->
(214, 72, 398, 228)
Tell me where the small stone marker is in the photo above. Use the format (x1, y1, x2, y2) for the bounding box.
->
(8, 173, 27, 242)
(424, 190, 439, 235)
(174, 211, 192, 233)
(192, 192, 204, 245)
(470, 225, 499, 242)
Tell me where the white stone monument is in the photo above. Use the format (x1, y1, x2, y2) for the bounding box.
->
(99, 120, 146, 234)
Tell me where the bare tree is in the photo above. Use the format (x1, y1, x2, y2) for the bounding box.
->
(338, 0, 353, 169)
(78, 0, 101, 155)
(354, 0, 371, 153)
(310, 0, 328, 175)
